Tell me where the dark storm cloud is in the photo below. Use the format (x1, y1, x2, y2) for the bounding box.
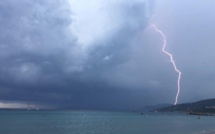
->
(3, 0, 214, 110)
(0, 0, 156, 110)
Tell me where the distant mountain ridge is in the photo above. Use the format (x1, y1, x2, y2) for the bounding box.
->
(157, 98, 215, 115)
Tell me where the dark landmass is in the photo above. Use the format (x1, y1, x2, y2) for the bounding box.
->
(157, 98, 215, 116)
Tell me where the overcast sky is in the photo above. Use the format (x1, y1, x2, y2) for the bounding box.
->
(0, 0, 215, 110)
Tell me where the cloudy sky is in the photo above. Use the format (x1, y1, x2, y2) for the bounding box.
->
(0, 0, 215, 110)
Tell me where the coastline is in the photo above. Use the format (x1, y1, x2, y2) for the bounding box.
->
(188, 111, 215, 116)
(202, 131, 215, 134)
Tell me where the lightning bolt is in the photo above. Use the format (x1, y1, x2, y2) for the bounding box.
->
(152, 24, 181, 105)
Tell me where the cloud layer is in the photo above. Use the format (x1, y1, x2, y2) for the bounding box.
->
(3, 0, 215, 110)
(0, 0, 153, 109)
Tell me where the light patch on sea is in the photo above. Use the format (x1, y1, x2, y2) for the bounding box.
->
(0, 110, 214, 134)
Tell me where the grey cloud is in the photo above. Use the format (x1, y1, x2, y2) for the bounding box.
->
(0, 0, 155, 110)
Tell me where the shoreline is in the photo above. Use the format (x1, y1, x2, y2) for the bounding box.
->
(198, 130, 215, 134)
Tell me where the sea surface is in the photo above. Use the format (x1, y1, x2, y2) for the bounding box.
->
(0, 110, 215, 134)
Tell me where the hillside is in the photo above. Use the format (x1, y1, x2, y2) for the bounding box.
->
(157, 98, 215, 115)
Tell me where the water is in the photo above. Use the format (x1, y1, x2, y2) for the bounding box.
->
(0, 110, 214, 134)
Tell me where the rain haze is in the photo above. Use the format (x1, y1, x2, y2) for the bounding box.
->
(0, 0, 215, 111)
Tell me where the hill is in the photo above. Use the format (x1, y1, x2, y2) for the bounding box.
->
(157, 98, 215, 115)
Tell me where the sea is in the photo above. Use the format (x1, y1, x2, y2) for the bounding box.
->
(0, 110, 215, 134)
